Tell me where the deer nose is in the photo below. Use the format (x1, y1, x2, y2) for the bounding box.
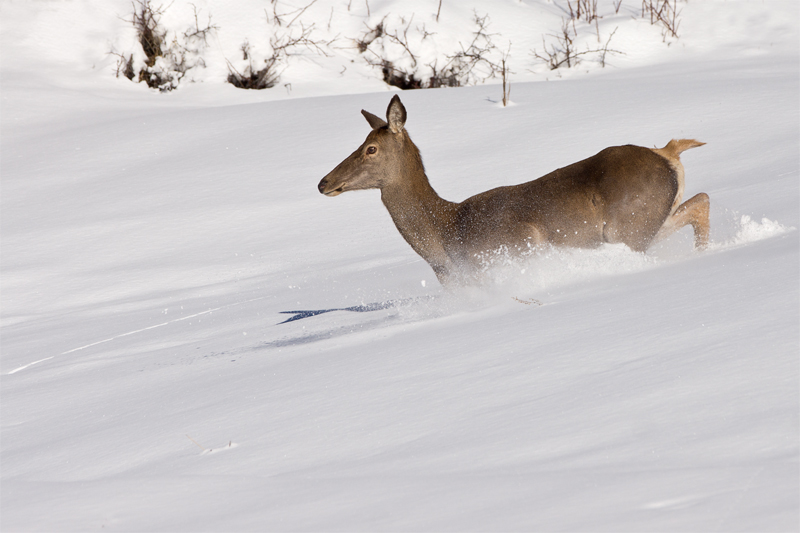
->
(317, 179, 328, 194)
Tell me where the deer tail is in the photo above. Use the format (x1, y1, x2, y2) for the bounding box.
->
(654, 139, 705, 161)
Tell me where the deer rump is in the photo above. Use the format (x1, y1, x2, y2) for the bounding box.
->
(319, 95, 709, 286)
(453, 145, 678, 256)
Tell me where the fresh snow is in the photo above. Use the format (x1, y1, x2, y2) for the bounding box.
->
(1, 0, 798, 531)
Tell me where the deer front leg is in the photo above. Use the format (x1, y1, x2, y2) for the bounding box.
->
(653, 192, 710, 250)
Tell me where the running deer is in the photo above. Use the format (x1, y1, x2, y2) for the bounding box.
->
(318, 95, 710, 286)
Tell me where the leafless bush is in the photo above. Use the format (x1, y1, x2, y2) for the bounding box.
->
(184, 5, 217, 46)
(437, 13, 507, 86)
(227, 17, 331, 90)
(133, 0, 164, 66)
(358, 15, 424, 88)
(227, 41, 281, 90)
(382, 61, 424, 90)
(358, 12, 508, 90)
(117, 0, 165, 87)
(530, 10, 622, 72)
(567, 0, 600, 23)
(531, 19, 579, 70)
(596, 27, 621, 67)
(642, 0, 681, 40)
(356, 18, 385, 53)
(113, 52, 136, 80)
(427, 63, 459, 89)
(116, 1, 216, 92)
(529, 0, 684, 73)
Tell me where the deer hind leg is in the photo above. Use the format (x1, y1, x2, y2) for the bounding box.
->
(653, 192, 710, 250)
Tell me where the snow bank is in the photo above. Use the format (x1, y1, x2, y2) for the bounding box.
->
(2, 0, 797, 100)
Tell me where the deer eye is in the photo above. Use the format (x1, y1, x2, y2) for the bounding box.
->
(366, 146, 377, 155)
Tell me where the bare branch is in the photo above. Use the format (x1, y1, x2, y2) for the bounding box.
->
(285, 0, 319, 28)
(530, 19, 623, 71)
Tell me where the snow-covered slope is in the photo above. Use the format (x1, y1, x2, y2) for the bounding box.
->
(1, 1, 798, 531)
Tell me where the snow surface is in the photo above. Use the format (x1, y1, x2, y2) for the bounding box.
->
(1, 0, 798, 531)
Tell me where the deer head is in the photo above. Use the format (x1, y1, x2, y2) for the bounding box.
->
(318, 95, 410, 196)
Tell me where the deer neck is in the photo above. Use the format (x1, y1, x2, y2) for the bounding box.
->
(380, 155, 458, 277)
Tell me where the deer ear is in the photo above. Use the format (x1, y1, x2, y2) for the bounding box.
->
(362, 110, 387, 130)
(386, 94, 406, 134)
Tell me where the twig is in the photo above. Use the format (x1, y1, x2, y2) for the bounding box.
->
(500, 47, 512, 106)
(286, 0, 318, 28)
(186, 435, 206, 451)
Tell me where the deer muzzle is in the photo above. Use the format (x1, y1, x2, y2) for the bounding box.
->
(318, 177, 344, 197)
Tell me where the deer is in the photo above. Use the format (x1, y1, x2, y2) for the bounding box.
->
(318, 95, 710, 286)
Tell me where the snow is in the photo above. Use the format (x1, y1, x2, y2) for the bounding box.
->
(1, 0, 798, 531)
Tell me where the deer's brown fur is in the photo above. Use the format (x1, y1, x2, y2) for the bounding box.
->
(319, 95, 709, 285)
